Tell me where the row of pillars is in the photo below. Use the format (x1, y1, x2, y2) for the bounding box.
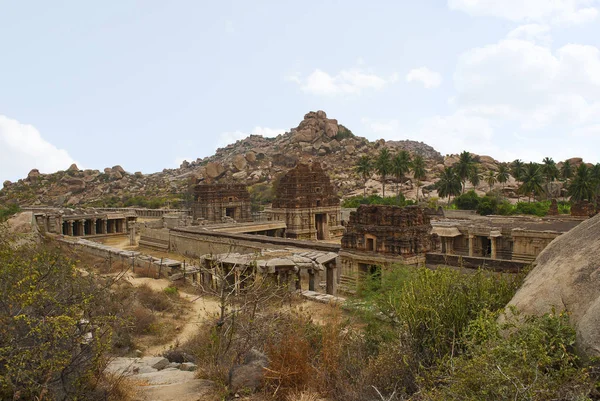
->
(443, 235, 498, 259)
(62, 218, 127, 237)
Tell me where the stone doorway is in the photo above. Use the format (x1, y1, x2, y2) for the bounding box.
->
(482, 237, 492, 257)
(225, 207, 236, 219)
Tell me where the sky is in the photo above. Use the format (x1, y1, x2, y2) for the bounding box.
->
(2, 0, 600, 183)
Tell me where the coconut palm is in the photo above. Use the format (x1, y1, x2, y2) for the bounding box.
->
(511, 159, 525, 183)
(541, 157, 559, 199)
(375, 147, 392, 197)
(355, 155, 373, 196)
(437, 167, 462, 204)
(391, 150, 412, 197)
(560, 160, 573, 181)
(568, 163, 595, 202)
(469, 164, 482, 189)
(456, 151, 475, 193)
(412, 155, 427, 202)
(519, 162, 544, 202)
(497, 165, 510, 189)
(485, 170, 497, 192)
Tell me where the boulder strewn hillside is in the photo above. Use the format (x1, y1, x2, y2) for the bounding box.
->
(0, 110, 498, 208)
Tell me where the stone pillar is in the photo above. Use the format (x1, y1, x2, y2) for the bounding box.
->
(308, 269, 316, 292)
(103, 219, 108, 234)
(91, 219, 97, 235)
(490, 237, 497, 259)
(446, 237, 454, 254)
(80, 220, 86, 236)
(295, 272, 302, 291)
(68, 220, 74, 236)
(326, 264, 337, 296)
(468, 235, 474, 257)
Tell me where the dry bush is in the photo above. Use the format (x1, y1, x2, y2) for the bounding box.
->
(136, 283, 173, 312)
(131, 304, 157, 335)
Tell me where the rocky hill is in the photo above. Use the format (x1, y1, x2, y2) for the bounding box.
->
(0, 110, 506, 208)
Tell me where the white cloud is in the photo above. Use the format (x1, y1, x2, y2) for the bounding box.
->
(0, 115, 76, 183)
(290, 68, 398, 96)
(217, 126, 285, 149)
(405, 67, 443, 88)
(506, 24, 551, 45)
(448, 0, 598, 25)
(360, 117, 400, 136)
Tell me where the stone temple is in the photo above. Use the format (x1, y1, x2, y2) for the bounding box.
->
(192, 182, 252, 224)
(267, 162, 344, 240)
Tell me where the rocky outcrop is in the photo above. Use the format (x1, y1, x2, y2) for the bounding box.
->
(505, 213, 600, 358)
(228, 348, 268, 394)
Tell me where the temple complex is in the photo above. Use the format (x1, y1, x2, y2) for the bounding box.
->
(339, 205, 438, 283)
(267, 162, 344, 240)
(192, 182, 252, 224)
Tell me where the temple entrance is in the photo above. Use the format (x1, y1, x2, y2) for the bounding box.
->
(482, 237, 492, 257)
(367, 238, 375, 251)
(315, 213, 326, 240)
(225, 207, 236, 219)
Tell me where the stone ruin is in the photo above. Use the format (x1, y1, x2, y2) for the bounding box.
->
(192, 182, 252, 224)
(571, 200, 597, 218)
(268, 162, 344, 240)
(341, 205, 437, 256)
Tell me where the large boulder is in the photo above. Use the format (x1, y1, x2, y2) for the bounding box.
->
(232, 154, 247, 171)
(205, 162, 225, 179)
(228, 348, 268, 394)
(505, 213, 600, 357)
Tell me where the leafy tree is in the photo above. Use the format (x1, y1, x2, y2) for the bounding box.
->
(519, 162, 544, 202)
(375, 148, 392, 197)
(0, 235, 118, 399)
(453, 190, 481, 210)
(485, 170, 497, 192)
(496, 164, 510, 189)
(411, 155, 427, 202)
(568, 163, 595, 202)
(436, 167, 461, 204)
(355, 155, 373, 196)
(560, 160, 573, 181)
(456, 151, 475, 193)
(391, 150, 412, 197)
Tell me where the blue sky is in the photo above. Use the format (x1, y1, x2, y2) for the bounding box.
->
(2, 0, 600, 183)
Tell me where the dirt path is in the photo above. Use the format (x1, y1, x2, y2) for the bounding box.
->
(123, 274, 221, 355)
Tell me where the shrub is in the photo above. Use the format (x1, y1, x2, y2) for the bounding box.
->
(136, 283, 173, 312)
(0, 203, 20, 221)
(453, 190, 480, 210)
(342, 194, 414, 208)
(421, 311, 599, 400)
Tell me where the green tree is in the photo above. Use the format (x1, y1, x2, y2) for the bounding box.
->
(0, 236, 118, 399)
(411, 155, 427, 202)
(568, 163, 595, 202)
(511, 159, 525, 182)
(355, 155, 373, 196)
(375, 148, 392, 197)
(485, 170, 497, 192)
(496, 164, 510, 189)
(560, 160, 573, 181)
(541, 157, 559, 199)
(391, 150, 412, 197)
(519, 162, 544, 202)
(468, 164, 482, 189)
(456, 151, 475, 193)
(436, 167, 462, 204)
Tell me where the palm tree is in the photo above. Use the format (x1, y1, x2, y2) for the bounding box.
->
(511, 159, 525, 183)
(497, 165, 510, 189)
(568, 163, 595, 202)
(485, 170, 497, 192)
(456, 151, 475, 193)
(560, 160, 573, 182)
(469, 164, 482, 189)
(355, 155, 373, 196)
(541, 157, 559, 199)
(519, 163, 544, 202)
(437, 167, 462, 204)
(391, 150, 412, 197)
(375, 148, 392, 197)
(412, 155, 427, 202)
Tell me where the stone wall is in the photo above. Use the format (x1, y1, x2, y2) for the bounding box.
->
(425, 253, 529, 272)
